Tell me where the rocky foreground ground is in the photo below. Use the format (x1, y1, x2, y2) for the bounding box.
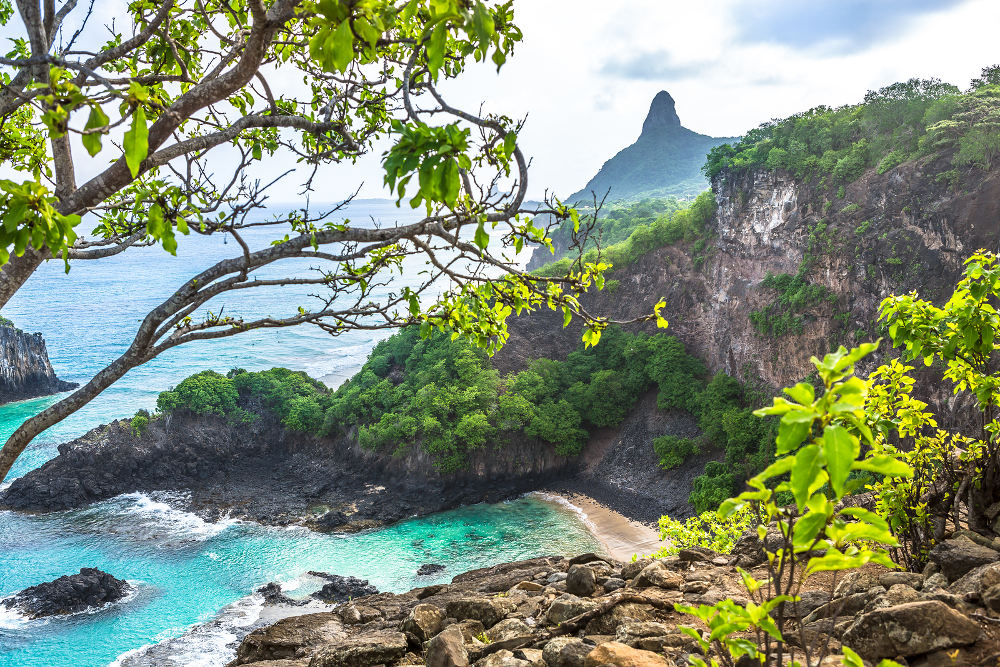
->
(229, 532, 1000, 667)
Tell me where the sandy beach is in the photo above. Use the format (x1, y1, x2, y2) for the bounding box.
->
(532, 491, 667, 561)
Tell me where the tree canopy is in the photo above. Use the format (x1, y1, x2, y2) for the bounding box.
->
(0, 0, 666, 480)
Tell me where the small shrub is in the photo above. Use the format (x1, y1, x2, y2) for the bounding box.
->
(653, 434, 700, 470)
(130, 411, 150, 437)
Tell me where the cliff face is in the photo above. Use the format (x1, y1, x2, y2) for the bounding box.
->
(506, 157, 1000, 425)
(0, 325, 77, 404)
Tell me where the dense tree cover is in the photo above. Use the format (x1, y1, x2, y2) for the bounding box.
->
(536, 190, 717, 278)
(152, 324, 777, 507)
(704, 76, 1000, 184)
(547, 197, 685, 257)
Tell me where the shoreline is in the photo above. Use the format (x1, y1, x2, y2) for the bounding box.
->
(531, 491, 666, 561)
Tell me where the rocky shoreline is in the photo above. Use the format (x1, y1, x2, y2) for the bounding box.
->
(225, 538, 1000, 667)
(0, 389, 703, 537)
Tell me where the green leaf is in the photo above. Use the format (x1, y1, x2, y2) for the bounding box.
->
(330, 20, 355, 72)
(783, 382, 815, 405)
(776, 410, 814, 455)
(823, 424, 859, 499)
(441, 158, 460, 205)
(474, 221, 489, 250)
(792, 510, 828, 547)
(123, 106, 148, 178)
(851, 455, 913, 478)
(841, 647, 864, 667)
(82, 105, 109, 157)
(426, 23, 448, 78)
(790, 444, 822, 510)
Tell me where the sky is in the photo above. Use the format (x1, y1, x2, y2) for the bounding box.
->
(5, 0, 1000, 205)
(310, 0, 1000, 202)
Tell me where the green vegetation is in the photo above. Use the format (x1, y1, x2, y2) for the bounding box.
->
(130, 410, 149, 437)
(536, 191, 717, 278)
(151, 323, 776, 502)
(704, 76, 1000, 185)
(547, 197, 685, 256)
(653, 435, 699, 470)
(0, 315, 14, 328)
(655, 504, 758, 557)
(661, 249, 1000, 666)
(749, 271, 836, 338)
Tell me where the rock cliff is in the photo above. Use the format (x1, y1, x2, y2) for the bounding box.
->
(0, 324, 77, 404)
(507, 157, 1000, 429)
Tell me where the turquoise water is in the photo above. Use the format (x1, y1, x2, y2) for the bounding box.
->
(0, 202, 600, 666)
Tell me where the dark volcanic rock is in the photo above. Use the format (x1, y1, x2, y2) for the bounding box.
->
(257, 582, 306, 607)
(418, 563, 446, 576)
(309, 573, 379, 604)
(0, 403, 577, 529)
(0, 326, 77, 405)
(2, 567, 130, 618)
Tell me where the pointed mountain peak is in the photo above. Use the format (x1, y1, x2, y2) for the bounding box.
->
(642, 90, 681, 133)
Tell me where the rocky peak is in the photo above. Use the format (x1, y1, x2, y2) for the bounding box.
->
(641, 90, 681, 134)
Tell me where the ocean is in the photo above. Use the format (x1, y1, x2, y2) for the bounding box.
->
(0, 201, 600, 666)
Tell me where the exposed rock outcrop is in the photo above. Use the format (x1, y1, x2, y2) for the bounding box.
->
(0, 406, 578, 527)
(506, 159, 1000, 431)
(227, 545, 1000, 667)
(0, 324, 76, 404)
(1, 567, 130, 618)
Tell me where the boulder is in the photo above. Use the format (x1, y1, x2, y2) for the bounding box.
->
(603, 578, 626, 592)
(401, 603, 445, 641)
(486, 618, 533, 643)
(236, 613, 344, 664)
(545, 594, 598, 625)
(475, 649, 532, 667)
(612, 622, 673, 650)
(584, 602, 656, 635)
(676, 547, 715, 563)
(620, 560, 652, 581)
(878, 571, 923, 590)
(840, 600, 980, 659)
(2, 568, 131, 619)
(542, 637, 592, 667)
(308, 632, 408, 667)
(309, 573, 379, 604)
(445, 597, 518, 629)
(630, 562, 682, 590)
(453, 619, 487, 643)
(258, 582, 306, 607)
(982, 583, 1000, 612)
(833, 568, 884, 598)
(583, 642, 675, 667)
(927, 536, 999, 582)
(426, 625, 470, 667)
(419, 564, 447, 577)
(338, 603, 382, 625)
(566, 565, 597, 597)
(515, 648, 546, 667)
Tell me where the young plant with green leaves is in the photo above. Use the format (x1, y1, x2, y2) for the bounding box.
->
(676, 343, 912, 667)
(869, 250, 1000, 559)
(0, 0, 668, 481)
